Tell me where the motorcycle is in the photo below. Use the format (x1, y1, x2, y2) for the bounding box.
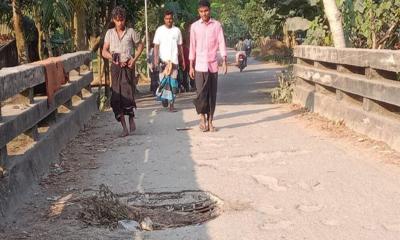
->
(238, 54, 247, 72)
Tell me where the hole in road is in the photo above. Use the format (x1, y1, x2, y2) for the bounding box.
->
(79, 185, 223, 231)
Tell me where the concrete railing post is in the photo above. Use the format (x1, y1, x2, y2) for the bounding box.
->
(0, 146, 7, 167)
(76, 90, 83, 99)
(21, 88, 35, 104)
(64, 99, 73, 109)
(24, 125, 39, 141)
(85, 84, 92, 93)
(336, 89, 343, 101)
(48, 110, 58, 123)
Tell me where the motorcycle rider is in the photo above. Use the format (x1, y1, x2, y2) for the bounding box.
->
(244, 37, 252, 56)
(235, 38, 247, 67)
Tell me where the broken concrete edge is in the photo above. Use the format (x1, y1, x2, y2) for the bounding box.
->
(0, 92, 98, 217)
(0, 51, 93, 102)
(293, 85, 400, 151)
(294, 45, 400, 73)
(0, 72, 93, 150)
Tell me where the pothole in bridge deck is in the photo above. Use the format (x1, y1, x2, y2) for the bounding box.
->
(78, 185, 223, 231)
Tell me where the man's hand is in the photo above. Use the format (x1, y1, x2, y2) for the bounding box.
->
(128, 57, 135, 69)
(222, 60, 228, 75)
(189, 67, 195, 79)
(182, 62, 186, 71)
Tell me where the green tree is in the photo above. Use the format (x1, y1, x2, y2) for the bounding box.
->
(24, 0, 72, 58)
(344, 0, 400, 49)
(212, 0, 249, 46)
(69, 0, 95, 51)
(241, 0, 276, 40)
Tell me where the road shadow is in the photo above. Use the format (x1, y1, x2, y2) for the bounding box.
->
(219, 110, 302, 130)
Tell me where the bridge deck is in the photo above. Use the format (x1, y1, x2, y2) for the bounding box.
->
(1, 50, 400, 239)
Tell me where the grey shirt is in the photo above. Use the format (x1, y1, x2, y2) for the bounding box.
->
(104, 27, 141, 62)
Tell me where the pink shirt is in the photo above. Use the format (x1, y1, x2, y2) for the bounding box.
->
(189, 18, 227, 73)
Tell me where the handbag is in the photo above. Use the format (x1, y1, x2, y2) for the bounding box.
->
(156, 76, 175, 102)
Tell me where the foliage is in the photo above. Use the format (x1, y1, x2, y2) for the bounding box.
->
(263, 54, 294, 66)
(263, 0, 323, 34)
(212, 0, 248, 46)
(303, 16, 332, 46)
(3, 0, 400, 65)
(0, 1, 12, 25)
(136, 51, 148, 75)
(342, 0, 400, 49)
(251, 48, 261, 57)
(271, 65, 295, 103)
(241, 0, 276, 40)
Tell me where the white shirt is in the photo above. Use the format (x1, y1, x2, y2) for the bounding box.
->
(244, 39, 251, 48)
(153, 25, 182, 64)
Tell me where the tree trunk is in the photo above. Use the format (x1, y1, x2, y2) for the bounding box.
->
(90, 36, 101, 52)
(322, 0, 346, 48)
(33, 7, 44, 60)
(11, 0, 29, 64)
(74, 8, 87, 51)
(37, 29, 44, 59)
(371, 31, 377, 49)
(370, 8, 377, 49)
(70, 17, 75, 51)
(44, 31, 53, 57)
(283, 24, 290, 48)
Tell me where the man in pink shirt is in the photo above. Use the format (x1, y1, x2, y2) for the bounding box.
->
(189, 0, 227, 132)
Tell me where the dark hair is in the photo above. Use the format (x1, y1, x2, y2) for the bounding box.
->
(164, 10, 174, 17)
(198, 0, 210, 8)
(112, 6, 126, 20)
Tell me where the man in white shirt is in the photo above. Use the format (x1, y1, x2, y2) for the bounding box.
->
(153, 10, 185, 112)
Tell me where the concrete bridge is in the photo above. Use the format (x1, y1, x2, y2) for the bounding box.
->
(1, 48, 400, 239)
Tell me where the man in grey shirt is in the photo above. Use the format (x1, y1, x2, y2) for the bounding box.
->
(102, 6, 144, 137)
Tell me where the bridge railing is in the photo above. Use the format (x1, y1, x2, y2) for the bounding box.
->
(0, 51, 93, 167)
(293, 45, 400, 150)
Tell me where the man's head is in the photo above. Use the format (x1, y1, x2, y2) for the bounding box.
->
(164, 10, 174, 28)
(198, 0, 211, 22)
(112, 6, 126, 30)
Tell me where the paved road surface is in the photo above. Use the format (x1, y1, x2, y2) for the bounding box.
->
(2, 50, 400, 239)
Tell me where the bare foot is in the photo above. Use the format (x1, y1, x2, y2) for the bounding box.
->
(129, 117, 136, 133)
(119, 130, 129, 137)
(169, 105, 177, 112)
(199, 120, 208, 132)
(209, 122, 216, 132)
